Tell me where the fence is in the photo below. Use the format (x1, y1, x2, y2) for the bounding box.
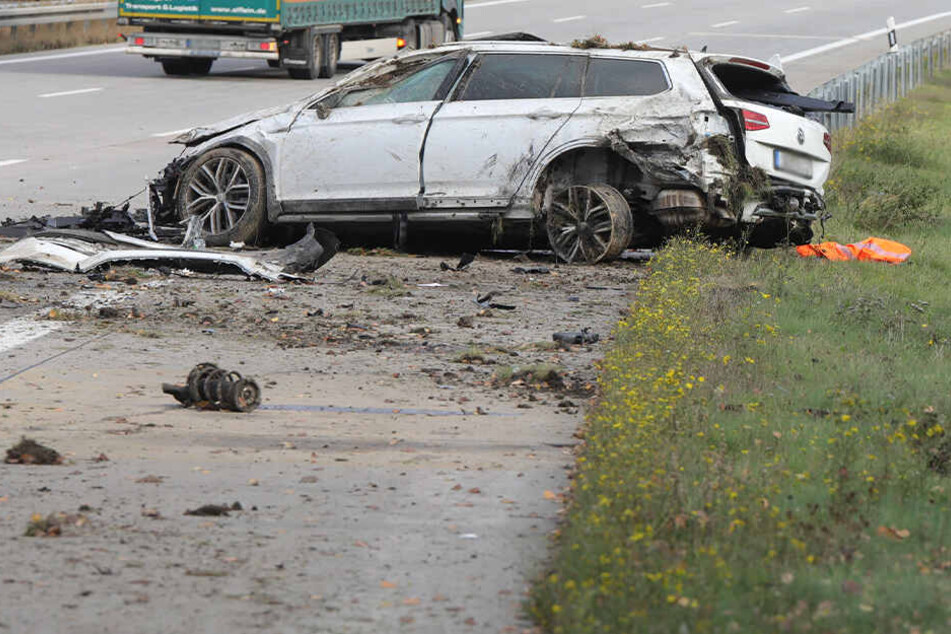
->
(808, 29, 951, 132)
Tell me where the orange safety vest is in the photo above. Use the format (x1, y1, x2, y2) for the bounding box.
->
(795, 237, 911, 264)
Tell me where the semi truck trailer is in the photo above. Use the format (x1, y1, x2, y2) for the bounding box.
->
(118, 0, 464, 78)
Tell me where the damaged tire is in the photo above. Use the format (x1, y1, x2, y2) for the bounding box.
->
(545, 184, 633, 263)
(176, 148, 267, 247)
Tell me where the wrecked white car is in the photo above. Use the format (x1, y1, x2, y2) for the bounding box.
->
(150, 38, 853, 262)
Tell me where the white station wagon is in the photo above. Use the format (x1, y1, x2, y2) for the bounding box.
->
(151, 37, 852, 262)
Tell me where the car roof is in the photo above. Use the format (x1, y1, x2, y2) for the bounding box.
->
(429, 39, 780, 73)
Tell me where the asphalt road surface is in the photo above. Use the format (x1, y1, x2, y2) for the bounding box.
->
(0, 1, 948, 219)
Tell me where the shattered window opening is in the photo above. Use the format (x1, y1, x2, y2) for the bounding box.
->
(455, 53, 585, 101)
(583, 58, 671, 97)
(335, 58, 458, 108)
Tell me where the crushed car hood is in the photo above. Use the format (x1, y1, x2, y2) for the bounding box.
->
(170, 98, 315, 146)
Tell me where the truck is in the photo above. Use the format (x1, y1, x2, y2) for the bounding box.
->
(117, 0, 464, 78)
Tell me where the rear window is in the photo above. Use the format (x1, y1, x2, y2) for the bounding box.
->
(584, 58, 670, 97)
(712, 63, 790, 96)
(456, 54, 585, 101)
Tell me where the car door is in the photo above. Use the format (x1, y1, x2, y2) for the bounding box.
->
(277, 55, 461, 213)
(421, 52, 586, 208)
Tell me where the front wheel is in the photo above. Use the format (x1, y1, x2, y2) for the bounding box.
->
(545, 184, 633, 263)
(176, 148, 267, 247)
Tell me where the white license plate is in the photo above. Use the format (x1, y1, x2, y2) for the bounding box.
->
(155, 37, 184, 48)
(774, 149, 813, 179)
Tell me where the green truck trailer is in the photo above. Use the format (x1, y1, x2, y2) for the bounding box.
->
(118, 0, 464, 78)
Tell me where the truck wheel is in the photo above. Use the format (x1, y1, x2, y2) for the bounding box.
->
(288, 32, 323, 80)
(188, 58, 214, 75)
(318, 33, 339, 78)
(161, 59, 192, 76)
(440, 14, 458, 42)
(545, 184, 633, 263)
(176, 148, 267, 247)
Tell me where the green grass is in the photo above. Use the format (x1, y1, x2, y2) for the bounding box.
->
(530, 72, 951, 633)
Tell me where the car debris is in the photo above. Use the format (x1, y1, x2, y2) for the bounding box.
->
(162, 363, 261, 412)
(0, 202, 139, 239)
(512, 266, 550, 274)
(440, 253, 476, 272)
(184, 502, 242, 517)
(475, 291, 516, 311)
(5, 437, 62, 465)
(552, 329, 601, 346)
(0, 227, 336, 281)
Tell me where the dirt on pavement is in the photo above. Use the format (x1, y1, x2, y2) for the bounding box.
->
(0, 249, 643, 633)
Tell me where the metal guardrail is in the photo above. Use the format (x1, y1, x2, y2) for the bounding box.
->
(808, 29, 951, 132)
(0, 1, 116, 27)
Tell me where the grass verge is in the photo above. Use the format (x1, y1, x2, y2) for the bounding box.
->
(530, 73, 951, 633)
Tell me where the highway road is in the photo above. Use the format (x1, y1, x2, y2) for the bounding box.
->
(0, 0, 949, 220)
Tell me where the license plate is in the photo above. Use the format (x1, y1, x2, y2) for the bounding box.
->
(774, 149, 813, 179)
(155, 37, 184, 48)
(186, 39, 221, 50)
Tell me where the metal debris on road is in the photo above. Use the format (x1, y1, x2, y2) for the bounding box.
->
(162, 363, 261, 412)
(552, 329, 601, 346)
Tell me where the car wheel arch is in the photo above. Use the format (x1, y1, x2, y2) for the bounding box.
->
(527, 143, 649, 215)
(177, 137, 283, 223)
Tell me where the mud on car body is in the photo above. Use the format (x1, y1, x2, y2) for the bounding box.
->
(150, 39, 853, 262)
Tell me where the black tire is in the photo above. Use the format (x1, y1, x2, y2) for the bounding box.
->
(161, 59, 191, 76)
(318, 33, 339, 78)
(288, 33, 323, 80)
(545, 184, 633, 263)
(188, 58, 214, 75)
(267, 59, 281, 68)
(440, 13, 458, 42)
(176, 148, 267, 247)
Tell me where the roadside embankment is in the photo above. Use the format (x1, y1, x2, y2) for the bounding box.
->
(531, 71, 950, 634)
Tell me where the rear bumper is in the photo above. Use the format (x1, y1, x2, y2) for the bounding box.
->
(127, 45, 278, 60)
(126, 32, 279, 60)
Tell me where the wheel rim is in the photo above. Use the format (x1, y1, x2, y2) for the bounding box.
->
(547, 186, 616, 263)
(183, 157, 251, 235)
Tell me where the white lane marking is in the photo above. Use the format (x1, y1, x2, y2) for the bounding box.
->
(0, 317, 64, 355)
(711, 20, 740, 28)
(0, 45, 124, 66)
(785, 6, 811, 14)
(0, 159, 28, 168)
(553, 15, 586, 23)
(642, 2, 671, 7)
(782, 10, 951, 63)
(640, 36, 667, 43)
(690, 31, 839, 40)
(464, 31, 494, 39)
(38, 87, 103, 98)
(150, 128, 193, 138)
(466, 0, 529, 8)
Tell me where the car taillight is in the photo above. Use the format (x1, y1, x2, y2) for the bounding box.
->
(742, 109, 770, 132)
(133, 36, 145, 46)
(823, 132, 832, 154)
(396, 37, 407, 49)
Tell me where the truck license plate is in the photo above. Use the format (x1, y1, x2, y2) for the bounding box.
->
(156, 37, 184, 48)
(774, 149, 813, 179)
